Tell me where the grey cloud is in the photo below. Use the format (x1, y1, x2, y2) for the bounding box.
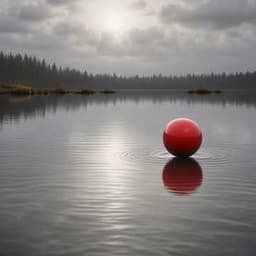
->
(96, 27, 176, 61)
(160, 0, 256, 29)
(144, 10, 156, 16)
(52, 23, 170, 60)
(95, 23, 256, 69)
(129, 28, 165, 46)
(53, 21, 98, 46)
(54, 21, 87, 35)
(0, 0, 256, 75)
(0, 14, 30, 33)
(18, 3, 53, 22)
(129, 0, 147, 10)
(46, 0, 78, 6)
(46, 0, 81, 11)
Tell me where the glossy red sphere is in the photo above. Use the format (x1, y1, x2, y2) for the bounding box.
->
(163, 118, 202, 157)
(162, 158, 203, 196)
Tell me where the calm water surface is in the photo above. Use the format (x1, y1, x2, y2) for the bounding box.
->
(0, 92, 255, 255)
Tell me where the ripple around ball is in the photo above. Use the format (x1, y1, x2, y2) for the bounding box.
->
(163, 118, 202, 157)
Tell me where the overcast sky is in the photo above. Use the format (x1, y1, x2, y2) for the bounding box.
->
(1, 0, 256, 75)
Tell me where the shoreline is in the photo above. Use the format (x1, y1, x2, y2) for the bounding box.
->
(0, 84, 116, 96)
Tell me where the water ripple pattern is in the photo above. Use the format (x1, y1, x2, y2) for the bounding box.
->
(120, 146, 243, 167)
(0, 95, 256, 256)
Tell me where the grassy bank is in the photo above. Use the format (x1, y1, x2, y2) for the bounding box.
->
(0, 84, 116, 96)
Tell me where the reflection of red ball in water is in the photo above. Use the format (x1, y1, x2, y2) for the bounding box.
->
(163, 118, 202, 157)
(162, 158, 203, 196)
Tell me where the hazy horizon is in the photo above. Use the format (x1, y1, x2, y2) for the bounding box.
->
(1, 0, 256, 75)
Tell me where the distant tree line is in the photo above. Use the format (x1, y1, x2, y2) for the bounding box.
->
(0, 51, 256, 90)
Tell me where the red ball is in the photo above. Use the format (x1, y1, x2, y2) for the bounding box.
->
(162, 158, 203, 196)
(163, 118, 202, 157)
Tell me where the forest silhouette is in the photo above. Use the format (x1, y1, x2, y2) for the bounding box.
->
(0, 51, 256, 90)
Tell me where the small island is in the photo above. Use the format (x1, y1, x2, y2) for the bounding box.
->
(187, 88, 223, 95)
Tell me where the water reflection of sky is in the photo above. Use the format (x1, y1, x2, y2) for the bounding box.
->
(0, 93, 256, 255)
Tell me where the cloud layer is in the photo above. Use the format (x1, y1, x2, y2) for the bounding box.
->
(0, 0, 256, 75)
(160, 0, 256, 29)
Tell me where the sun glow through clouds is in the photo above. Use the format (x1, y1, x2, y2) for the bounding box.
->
(104, 13, 125, 33)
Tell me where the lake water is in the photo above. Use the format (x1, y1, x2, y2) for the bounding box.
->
(0, 92, 256, 256)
